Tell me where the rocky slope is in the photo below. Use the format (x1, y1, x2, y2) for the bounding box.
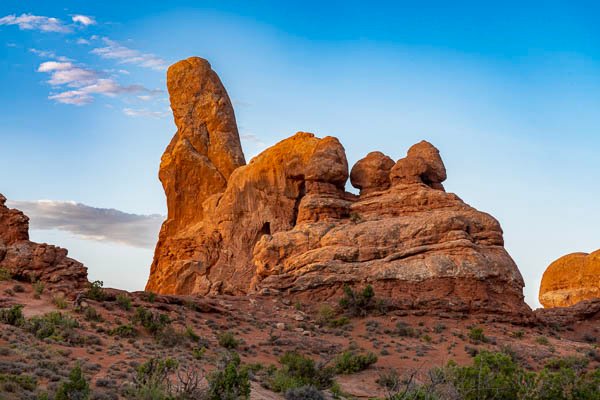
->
(539, 250, 600, 308)
(147, 57, 529, 318)
(0, 194, 87, 294)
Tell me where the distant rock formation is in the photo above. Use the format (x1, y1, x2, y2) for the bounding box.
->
(0, 194, 88, 292)
(147, 57, 529, 316)
(539, 250, 600, 308)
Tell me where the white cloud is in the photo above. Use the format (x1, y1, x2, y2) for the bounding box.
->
(240, 133, 266, 146)
(36, 57, 162, 105)
(72, 15, 95, 26)
(0, 13, 70, 33)
(7, 200, 163, 249)
(91, 37, 167, 71)
(30, 48, 72, 62)
(76, 38, 90, 45)
(123, 108, 169, 118)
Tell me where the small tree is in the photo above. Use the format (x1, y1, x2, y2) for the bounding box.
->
(55, 364, 90, 400)
(207, 353, 250, 400)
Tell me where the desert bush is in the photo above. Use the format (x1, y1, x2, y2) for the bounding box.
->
(445, 351, 519, 399)
(218, 331, 239, 349)
(116, 294, 132, 311)
(468, 327, 487, 343)
(132, 306, 171, 335)
(284, 385, 324, 400)
(380, 351, 600, 400)
(334, 350, 378, 374)
(86, 280, 106, 301)
(110, 324, 137, 338)
(0, 373, 37, 391)
(83, 306, 103, 322)
(535, 336, 550, 346)
(24, 312, 81, 344)
(207, 353, 250, 400)
(53, 294, 68, 309)
(0, 304, 24, 326)
(339, 284, 377, 317)
(131, 357, 178, 398)
(395, 321, 417, 337)
(12, 284, 25, 293)
(55, 364, 90, 400)
(156, 326, 188, 347)
(268, 351, 334, 392)
(0, 268, 11, 281)
(33, 281, 45, 299)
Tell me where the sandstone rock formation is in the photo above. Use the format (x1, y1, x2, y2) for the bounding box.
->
(147, 57, 529, 316)
(0, 194, 88, 292)
(539, 250, 600, 308)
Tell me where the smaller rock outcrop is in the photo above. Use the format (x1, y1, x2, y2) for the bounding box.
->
(539, 250, 600, 308)
(350, 151, 395, 195)
(0, 194, 88, 292)
(390, 140, 447, 191)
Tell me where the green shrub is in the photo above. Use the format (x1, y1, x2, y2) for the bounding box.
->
(185, 326, 200, 342)
(445, 351, 520, 400)
(52, 294, 68, 309)
(0, 373, 37, 391)
(132, 306, 171, 335)
(86, 280, 106, 301)
(0, 268, 11, 281)
(536, 336, 550, 346)
(468, 327, 487, 343)
(218, 331, 239, 349)
(207, 353, 250, 400)
(334, 350, 378, 374)
(269, 352, 334, 392)
(55, 364, 90, 400)
(128, 358, 178, 399)
(116, 293, 132, 311)
(395, 321, 417, 337)
(0, 304, 24, 326)
(143, 291, 156, 303)
(82, 306, 103, 322)
(24, 312, 81, 344)
(284, 385, 324, 400)
(110, 324, 137, 338)
(33, 281, 45, 299)
(339, 284, 376, 317)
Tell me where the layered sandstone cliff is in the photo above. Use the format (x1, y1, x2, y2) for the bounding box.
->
(0, 194, 88, 292)
(539, 250, 600, 308)
(147, 57, 529, 316)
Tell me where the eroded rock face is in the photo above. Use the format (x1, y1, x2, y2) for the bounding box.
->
(539, 250, 600, 308)
(147, 57, 529, 316)
(0, 194, 88, 292)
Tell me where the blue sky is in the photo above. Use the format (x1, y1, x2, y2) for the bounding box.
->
(1, 1, 599, 307)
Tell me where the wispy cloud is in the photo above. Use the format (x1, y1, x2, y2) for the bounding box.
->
(72, 15, 95, 26)
(240, 133, 266, 146)
(30, 48, 71, 61)
(36, 58, 161, 105)
(123, 108, 169, 118)
(76, 38, 90, 45)
(7, 200, 163, 249)
(91, 37, 167, 71)
(0, 13, 71, 33)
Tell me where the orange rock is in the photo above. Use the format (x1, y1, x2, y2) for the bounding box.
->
(146, 57, 530, 317)
(539, 250, 600, 308)
(0, 194, 88, 293)
(350, 151, 395, 195)
(390, 140, 446, 191)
